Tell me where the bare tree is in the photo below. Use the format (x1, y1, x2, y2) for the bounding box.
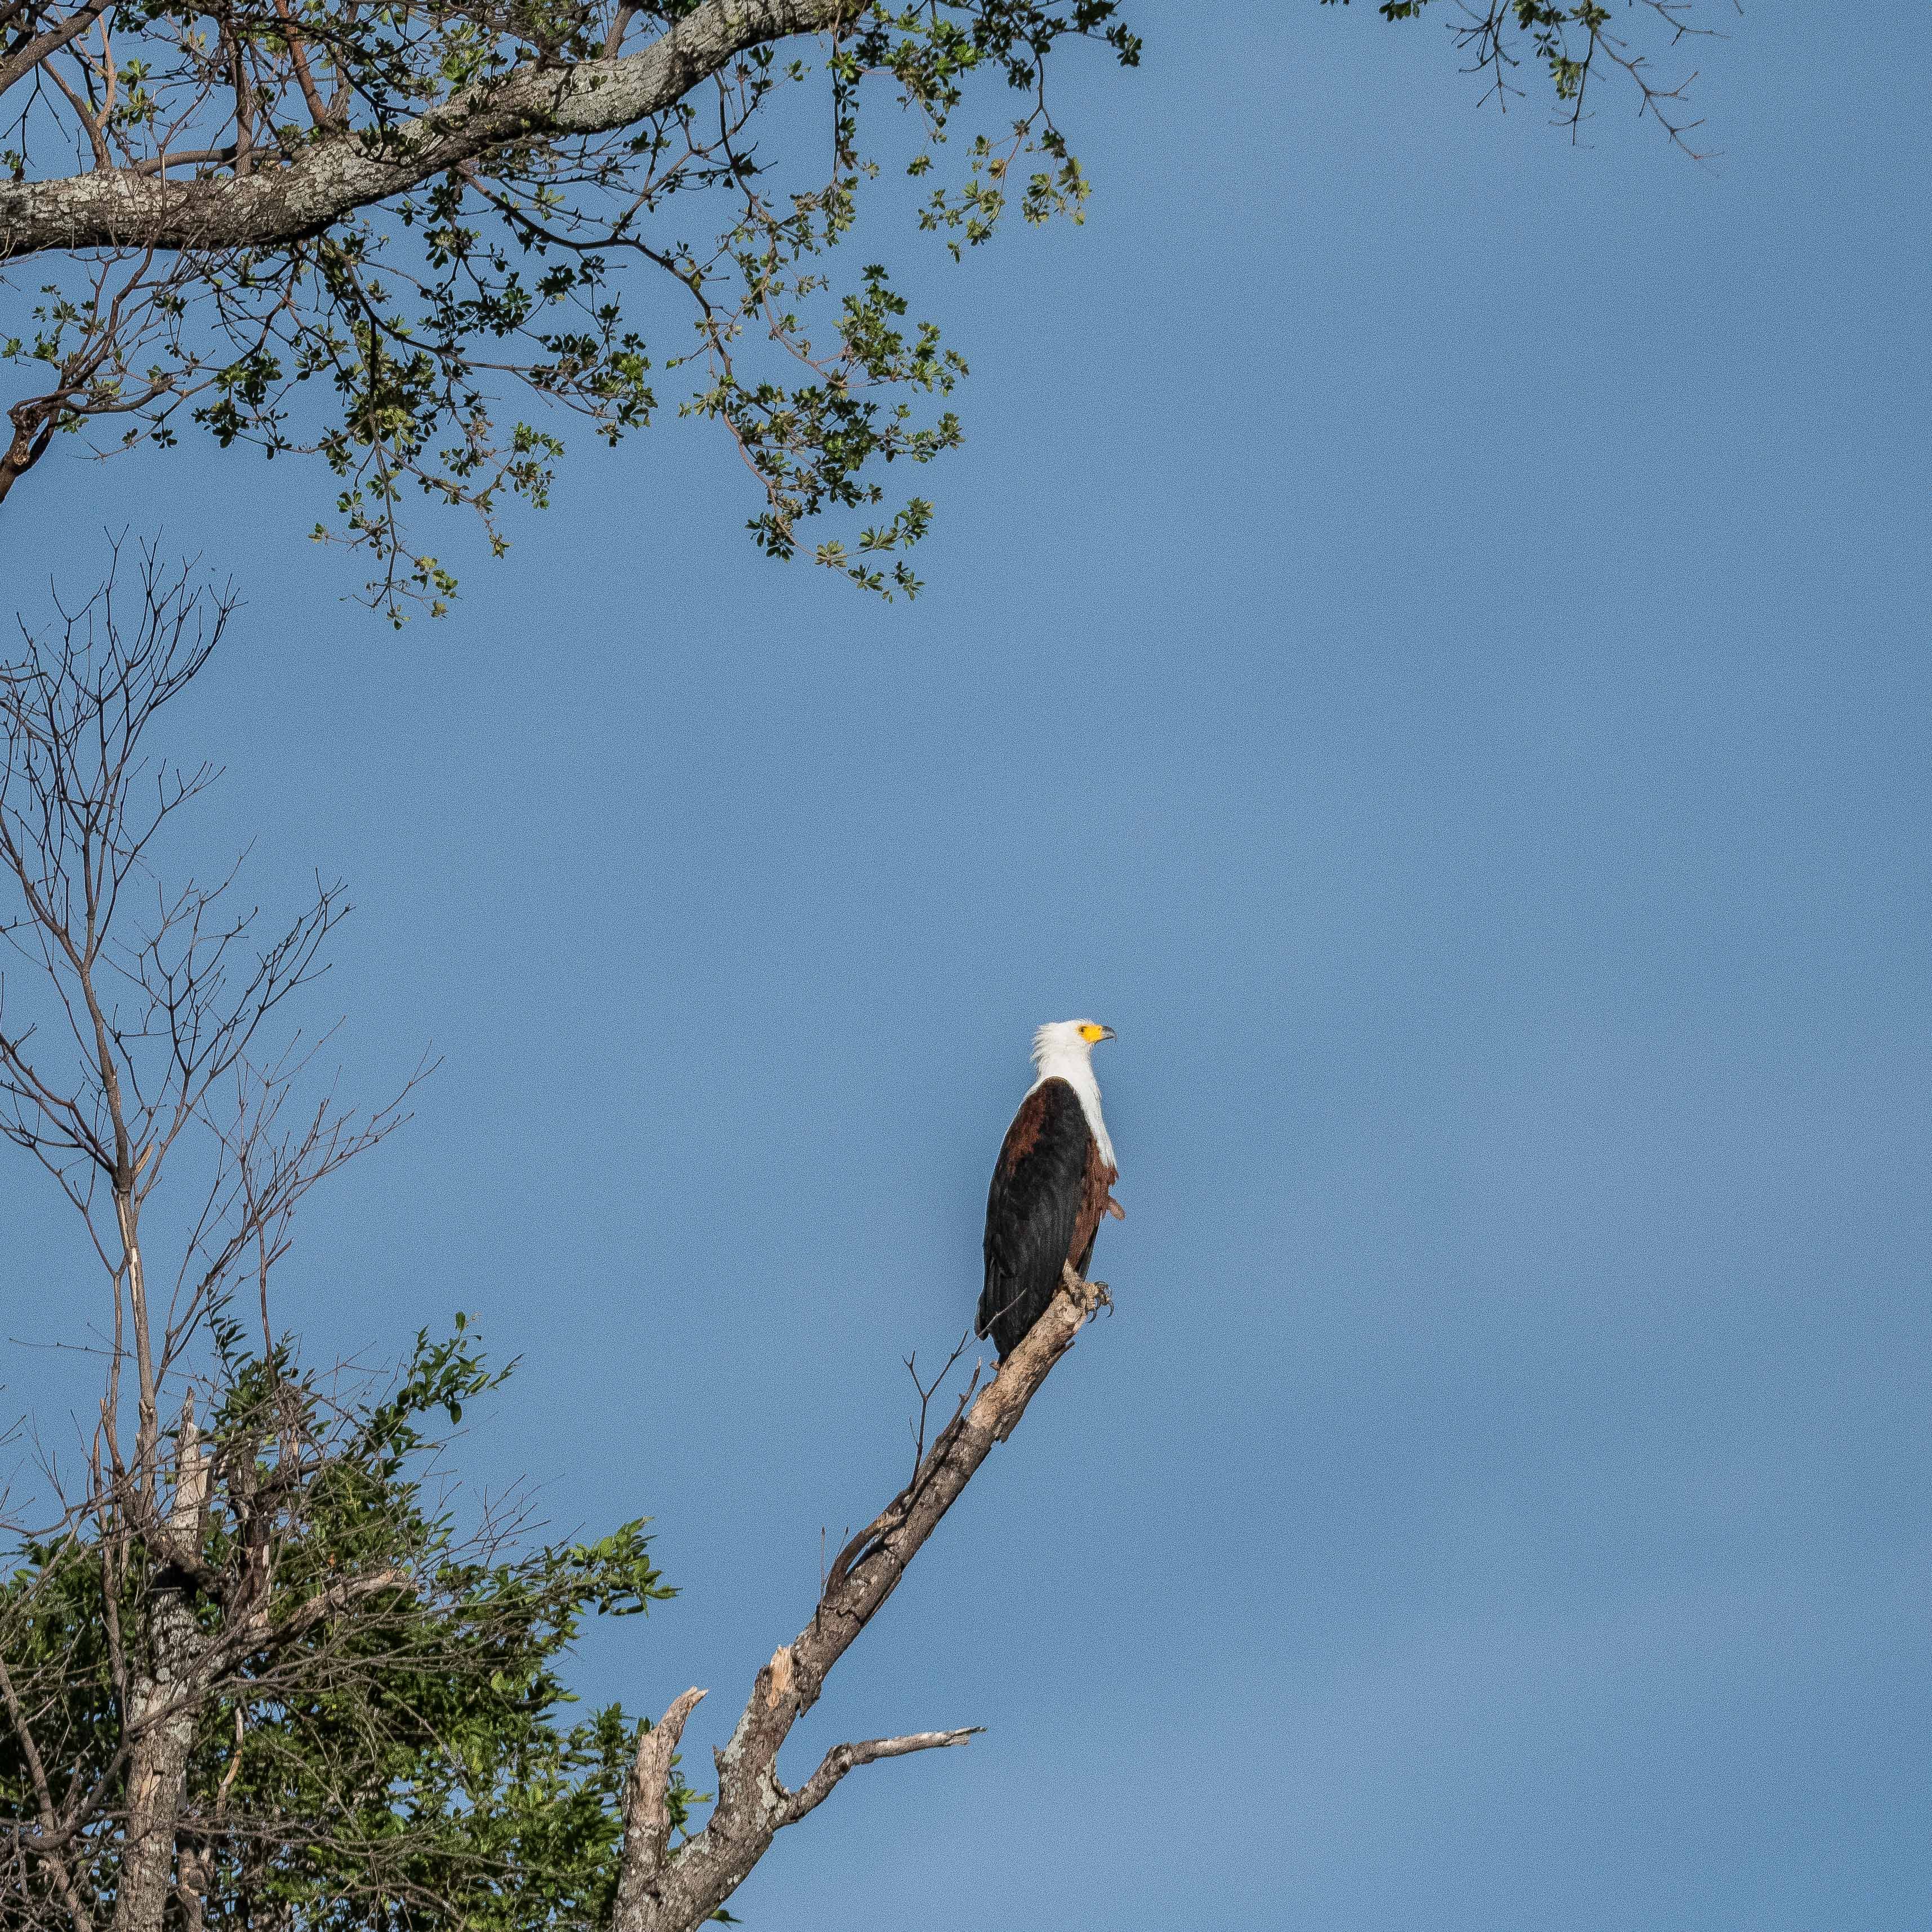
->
(0, 546, 425, 1931)
(0, 2, 1728, 615)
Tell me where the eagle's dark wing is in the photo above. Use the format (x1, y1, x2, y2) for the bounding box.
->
(979, 1078, 1092, 1359)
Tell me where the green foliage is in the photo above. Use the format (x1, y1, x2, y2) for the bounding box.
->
(2, 3, 1143, 618)
(5, 3, 1713, 617)
(0, 1323, 684, 1930)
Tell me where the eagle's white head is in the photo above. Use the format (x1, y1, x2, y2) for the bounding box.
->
(1031, 1018, 1115, 1065)
(1028, 1019, 1118, 1170)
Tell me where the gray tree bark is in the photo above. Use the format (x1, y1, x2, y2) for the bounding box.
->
(112, 1407, 210, 1932)
(0, 1, 855, 260)
(615, 1265, 1112, 1932)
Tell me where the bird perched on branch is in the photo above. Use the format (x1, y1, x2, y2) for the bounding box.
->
(978, 1020, 1124, 1360)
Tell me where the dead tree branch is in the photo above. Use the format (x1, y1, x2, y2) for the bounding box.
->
(615, 1262, 1111, 1932)
(776, 1727, 983, 1830)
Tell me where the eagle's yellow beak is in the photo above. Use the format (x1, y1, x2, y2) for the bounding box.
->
(1079, 1022, 1116, 1044)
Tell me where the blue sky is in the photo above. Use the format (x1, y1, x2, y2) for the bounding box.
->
(4, 5, 1929, 1928)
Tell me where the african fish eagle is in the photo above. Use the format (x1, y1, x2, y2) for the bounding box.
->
(977, 1020, 1124, 1360)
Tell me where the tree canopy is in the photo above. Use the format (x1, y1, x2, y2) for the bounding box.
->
(1, 1320, 679, 1931)
(1, 2, 1724, 615)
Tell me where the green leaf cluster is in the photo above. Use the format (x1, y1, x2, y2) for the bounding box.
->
(0, 1322, 685, 1930)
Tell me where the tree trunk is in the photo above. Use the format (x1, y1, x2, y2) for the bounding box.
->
(113, 1410, 209, 1932)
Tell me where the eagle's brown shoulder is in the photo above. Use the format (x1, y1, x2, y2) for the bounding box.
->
(995, 1082, 1057, 1173)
